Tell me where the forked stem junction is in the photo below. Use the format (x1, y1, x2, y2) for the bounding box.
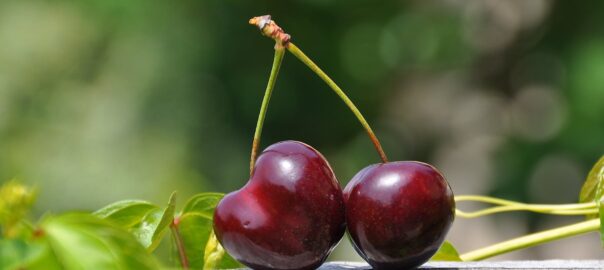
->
(249, 15, 388, 163)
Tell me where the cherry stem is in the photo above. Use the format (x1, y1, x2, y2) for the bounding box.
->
(286, 44, 388, 163)
(170, 219, 190, 270)
(249, 47, 285, 175)
(459, 218, 600, 261)
(249, 15, 388, 163)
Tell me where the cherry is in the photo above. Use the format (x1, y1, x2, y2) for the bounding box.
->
(344, 161, 455, 269)
(213, 140, 346, 270)
(246, 16, 453, 269)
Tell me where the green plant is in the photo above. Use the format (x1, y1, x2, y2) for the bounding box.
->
(0, 186, 240, 269)
(1, 15, 603, 270)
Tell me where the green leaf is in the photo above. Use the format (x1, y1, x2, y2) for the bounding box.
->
(42, 212, 159, 269)
(25, 240, 63, 270)
(174, 192, 241, 269)
(431, 241, 462, 261)
(579, 155, 604, 219)
(0, 238, 47, 270)
(177, 212, 213, 268)
(94, 200, 158, 228)
(148, 192, 176, 251)
(181, 192, 224, 218)
(94, 192, 176, 251)
(203, 230, 240, 269)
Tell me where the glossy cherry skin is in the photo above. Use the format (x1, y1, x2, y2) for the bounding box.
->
(213, 141, 346, 270)
(344, 161, 455, 270)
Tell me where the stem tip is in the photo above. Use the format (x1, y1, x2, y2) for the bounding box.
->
(249, 15, 291, 48)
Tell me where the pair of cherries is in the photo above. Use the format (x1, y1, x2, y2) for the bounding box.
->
(213, 140, 455, 270)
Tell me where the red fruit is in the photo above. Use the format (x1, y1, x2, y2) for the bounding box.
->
(213, 141, 346, 270)
(344, 161, 455, 269)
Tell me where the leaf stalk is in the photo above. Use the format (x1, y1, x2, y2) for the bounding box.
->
(170, 218, 190, 270)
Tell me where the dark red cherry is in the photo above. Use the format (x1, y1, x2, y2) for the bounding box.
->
(213, 140, 346, 270)
(343, 161, 455, 270)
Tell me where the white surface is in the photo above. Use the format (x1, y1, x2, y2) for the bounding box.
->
(313, 260, 604, 269)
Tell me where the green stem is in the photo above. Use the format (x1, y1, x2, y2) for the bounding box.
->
(459, 218, 600, 261)
(249, 48, 285, 175)
(456, 206, 599, 218)
(455, 195, 598, 218)
(170, 219, 190, 270)
(286, 43, 388, 163)
(456, 195, 597, 210)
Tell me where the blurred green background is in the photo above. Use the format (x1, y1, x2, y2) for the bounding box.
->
(0, 0, 603, 261)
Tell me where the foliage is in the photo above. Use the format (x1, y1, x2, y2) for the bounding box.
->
(579, 156, 604, 214)
(2, 212, 159, 270)
(0, 180, 36, 238)
(578, 155, 604, 246)
(94, 193, 176, 252)
(0, 181, 240, 270)
(176, 193, 240, 269)
(431, 241, 462, 261)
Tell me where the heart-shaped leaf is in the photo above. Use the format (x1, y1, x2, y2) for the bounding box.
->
(173, 192, 241, 269)
(41, 212, 159, 269)
(94, 192, 176, 251)
(431, 241, 462, 261)
(579, 155, 604, 218)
